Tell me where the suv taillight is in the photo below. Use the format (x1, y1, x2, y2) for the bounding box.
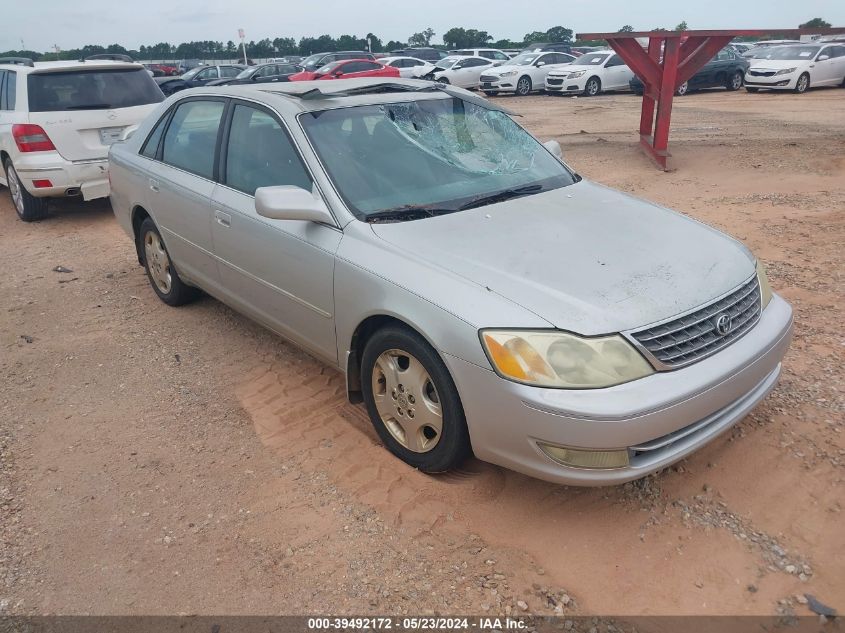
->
(12, 124, 56, 152)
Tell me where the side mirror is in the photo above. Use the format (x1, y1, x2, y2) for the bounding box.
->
(251, 74, 260, 81)
(334, 71, 344, 77)
(817, 54, 830, 61)
(255, 185, 334, 224)
(543, 139, 562, 159)
(536, 61, 546, 67)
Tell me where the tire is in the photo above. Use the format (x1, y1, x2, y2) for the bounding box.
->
(515, 75, 532, 96)
(138, 218, 199, 306)
(675, 81, 689, 96)
(436, 77, 450, 85)
(794, 73, 810, 94)
(584, 76, 601, 96)
(361, 325, 470, 473)
(745, 87, 759, 93)
(4, 160, 48, 222)
(726, 70, 743, 91)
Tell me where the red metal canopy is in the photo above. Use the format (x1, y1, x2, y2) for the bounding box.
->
(576, 28, 845, 169)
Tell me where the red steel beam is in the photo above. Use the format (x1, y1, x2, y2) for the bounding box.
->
(582, 27, 845, 169)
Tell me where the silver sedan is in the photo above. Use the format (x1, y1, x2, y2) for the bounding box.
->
(108, 79, 793, 485)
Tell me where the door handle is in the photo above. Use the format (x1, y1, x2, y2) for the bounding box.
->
(214, 210, 231, 228)
(149, 178, 159, 193)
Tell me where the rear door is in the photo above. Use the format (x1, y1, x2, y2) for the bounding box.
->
(210, 101, 341, 361)
(603, 54, 632, 89)
(26, 65, 164, 161)
(143, 97, 227, 289)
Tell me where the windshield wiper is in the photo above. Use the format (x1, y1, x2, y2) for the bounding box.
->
(457, 184, 545, 211)
(65, 104, 112, 110)
(364, 205, 456, 223)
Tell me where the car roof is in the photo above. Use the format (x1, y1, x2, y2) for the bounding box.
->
(176, 78, 480, 114)
(0, 59, 145, 73)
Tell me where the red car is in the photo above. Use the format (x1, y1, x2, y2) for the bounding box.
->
(289, 59, 400, 81)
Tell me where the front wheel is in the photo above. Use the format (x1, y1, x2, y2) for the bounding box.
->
(794, 73, 810, 94)
(584, 76, 601, 96)
(361, 326, 470, 473)
(436, 77, 450, 85)
(4, 160, 48, 222)
(515, 75, 532, 96)
(726, 70, 743, 91)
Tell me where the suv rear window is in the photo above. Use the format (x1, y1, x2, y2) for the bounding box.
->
(27, 68, 164, 112)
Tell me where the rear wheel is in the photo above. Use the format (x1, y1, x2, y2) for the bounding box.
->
(139, 218, 200, 306)
(361, 325, 470, 473)
(584, 76, 601, 96)
(4, 160, 48, 222)
(726, 70, 743, 91)
(515, 75, 532, 96)
(794, 73, 810, 94)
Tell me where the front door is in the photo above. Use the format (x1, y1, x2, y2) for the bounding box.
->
(210, 102, 341, 362)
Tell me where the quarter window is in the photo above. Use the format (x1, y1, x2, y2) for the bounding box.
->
(223, 104, 311, 196)
(140, 111, 170, 158)
(161, 100, 225, 179)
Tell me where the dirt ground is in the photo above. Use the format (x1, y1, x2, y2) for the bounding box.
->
(1, 87, 843, 618)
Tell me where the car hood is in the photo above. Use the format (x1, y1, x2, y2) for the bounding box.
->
(369, 181, 754, 335)
(749, 59, 810, 70)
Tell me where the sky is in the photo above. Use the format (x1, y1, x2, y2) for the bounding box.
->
(2, 0, 843, 52)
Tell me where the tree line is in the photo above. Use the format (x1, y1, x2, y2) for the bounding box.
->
(1, 18, 832, 62)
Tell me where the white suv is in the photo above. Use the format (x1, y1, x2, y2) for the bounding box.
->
(0, 57, 163, 221)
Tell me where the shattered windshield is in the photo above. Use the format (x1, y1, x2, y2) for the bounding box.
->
(299, 97, 576, 219)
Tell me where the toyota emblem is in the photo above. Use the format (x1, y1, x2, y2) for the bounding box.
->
(713, 313, 733, 336)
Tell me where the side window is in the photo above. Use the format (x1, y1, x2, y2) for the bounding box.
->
(817, 47, 833, 59)
(468, 58, 490, 67)
(409, 59, 424, 67)
(606, 55, 623, 67)
(0, 71, 14, 110)
(0, 71, 6, 110)
(161, 100, 225, 179)
(834, 46, 845, 58)
(140, 111, 170, 159)
(494, 52, 509, 60)
(220, 66, 240, 78)
(224, 104, 311, 196)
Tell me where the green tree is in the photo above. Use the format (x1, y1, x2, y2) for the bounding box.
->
(674, 21, 688, 31)
(799, 17, 831, 28)
(385, 40, 405, 51)
(545, 26, 573, 42)
(618, 25, 634, 32)
(366, 33, 383, 52)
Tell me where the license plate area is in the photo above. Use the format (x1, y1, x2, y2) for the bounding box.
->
(99, 126, 126, 146)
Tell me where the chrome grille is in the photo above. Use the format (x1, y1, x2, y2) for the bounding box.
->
(480, 75, 498, 82)
(749, 70, 776, 77)
(628, 276, 762, 369)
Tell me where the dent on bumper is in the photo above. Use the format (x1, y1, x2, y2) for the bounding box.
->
(14, 153, 109, 199)
(445, 294, 793, 486)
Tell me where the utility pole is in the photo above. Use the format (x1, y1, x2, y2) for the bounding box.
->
(238, 29, 247, 65)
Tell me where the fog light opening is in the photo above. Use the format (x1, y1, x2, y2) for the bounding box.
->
(538, 443, 630, 469)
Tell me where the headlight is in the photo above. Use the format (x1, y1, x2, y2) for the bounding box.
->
(775, 67, 796, 76)
(756, 261, 773, 308)
(499, 70, 517, 77)
(480, 330, 653, 389)
(568, 70, 586, 79)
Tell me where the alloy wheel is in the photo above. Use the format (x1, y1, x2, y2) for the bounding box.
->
(6, 165, 24, 217)
(144, 231, 172, 294)
(371, 349, 442, 453)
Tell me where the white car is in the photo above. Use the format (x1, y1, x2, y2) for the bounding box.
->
(377, 56, 435, 79)
(452, 48, 511, 63)
(431, 56, 494, 88)
(545, 51, 634, 96)
(479, 51, 575, 96)
(745, 43, 845, 93)
(0, 57, 163, 221)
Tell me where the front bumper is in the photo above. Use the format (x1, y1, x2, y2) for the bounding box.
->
(445, 294, 793, 485)
(480, 77, 517, 92)
(744, 73, 797, 89)
(14, 152, 110, 200)
(544, 76, 584, 93)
